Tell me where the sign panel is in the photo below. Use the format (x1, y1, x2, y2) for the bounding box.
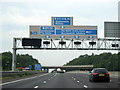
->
(55, 29, 97, 39)
(104, 22, 120, 38)
(29, 16, 97, 39)
(30, 26, 97, 39)
(52, 17, 73, 25)
(40, 26, 55, 35)
(28, 65, 32, 70)
(56, 29, 97, 35)
(35, 64, 42, 70)
(22, 38, 42, 47)
(31, 31, 38, 35)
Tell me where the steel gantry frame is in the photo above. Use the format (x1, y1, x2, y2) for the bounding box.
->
(12, 37, 120, 71)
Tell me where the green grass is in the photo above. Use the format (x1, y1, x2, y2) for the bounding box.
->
(2, 72, 35, 80)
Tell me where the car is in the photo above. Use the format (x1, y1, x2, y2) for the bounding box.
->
(59, 70, 64, 73)
(56, 68, 64, 73)
(89, 68, 110, 82)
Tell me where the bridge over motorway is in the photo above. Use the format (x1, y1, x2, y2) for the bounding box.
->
(41, 65, 94, 71)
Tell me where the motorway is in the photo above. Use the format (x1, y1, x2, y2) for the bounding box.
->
(1, 72, 119, 89)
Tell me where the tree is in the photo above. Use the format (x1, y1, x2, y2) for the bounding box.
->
(1, 52, 40, 71)
(65, 52, 120, 71)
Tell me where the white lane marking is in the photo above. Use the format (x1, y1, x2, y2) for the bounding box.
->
(34, 86, 39, 88)
(74, 78, 76, 80)
(72, 77, 73, 78)
(53, 73, 57, 77)
(43, 81, 47, 83)
(77, 81, 80, 83)
(84, 85, 88, 88)
(48, 73, 57, 81)
(1, 73, 49, 85)
(110, 80, 112, 82)
(1, 76, 37, 85)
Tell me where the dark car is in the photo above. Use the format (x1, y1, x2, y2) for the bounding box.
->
(89, 68, 110, 82)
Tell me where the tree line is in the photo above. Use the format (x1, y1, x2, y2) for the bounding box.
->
(65, 52, 120, 71)
(1, 52, 40, 71)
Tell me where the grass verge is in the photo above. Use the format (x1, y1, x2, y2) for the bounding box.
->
(2, 72, 35, 80)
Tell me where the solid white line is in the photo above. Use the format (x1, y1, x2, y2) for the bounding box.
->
(1, 76, 37, 85)
(34, 86, 39, 88)
(84, 85, 88, 88)
(1, 73, 49, 85)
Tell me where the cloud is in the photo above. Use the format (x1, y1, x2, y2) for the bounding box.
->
(1, 12, 51, 26)
(1, 0, 118, 27)
(1, 29, 29, 52)
(1, 4, 52, 26)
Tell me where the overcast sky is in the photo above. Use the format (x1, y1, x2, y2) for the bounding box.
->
(0, 0, 119, 66)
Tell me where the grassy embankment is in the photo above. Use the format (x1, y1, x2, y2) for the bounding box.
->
(1, 71, 47, 80)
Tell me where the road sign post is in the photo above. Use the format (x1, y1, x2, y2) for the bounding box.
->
(12, 38, 17, 71)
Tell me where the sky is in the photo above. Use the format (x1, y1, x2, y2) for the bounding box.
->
(0, 0, 119, 66)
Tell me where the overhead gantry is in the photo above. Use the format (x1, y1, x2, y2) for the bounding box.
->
(12, 37, 120, 71)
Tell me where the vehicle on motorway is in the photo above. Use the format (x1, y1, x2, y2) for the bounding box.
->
(51, 70, 56, 73)
(63, 70, 66, 73)
(56, 68, 64, 73)
(89, 68, 110, 82)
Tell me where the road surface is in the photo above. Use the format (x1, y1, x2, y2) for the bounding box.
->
(1, 72, 119, 89)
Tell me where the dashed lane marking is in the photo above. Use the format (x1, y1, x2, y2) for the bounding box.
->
(43, 81, 47, 84)
(84, 85, 88, 88)
(53, 73, 57, 77)
(34, 86, 39, 88)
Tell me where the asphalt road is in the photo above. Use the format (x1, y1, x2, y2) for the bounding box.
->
(1, 72, 119, 88)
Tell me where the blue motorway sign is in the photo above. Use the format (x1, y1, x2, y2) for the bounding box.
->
(31, 26, 97, 39)
(31, 31, 38, 35)
(28, 65, 32, 70)
(53, 17, 71, 25)
(40, 26, 55, 35)
(35, 64, 42, 70)
(56, 29, 97, 35)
